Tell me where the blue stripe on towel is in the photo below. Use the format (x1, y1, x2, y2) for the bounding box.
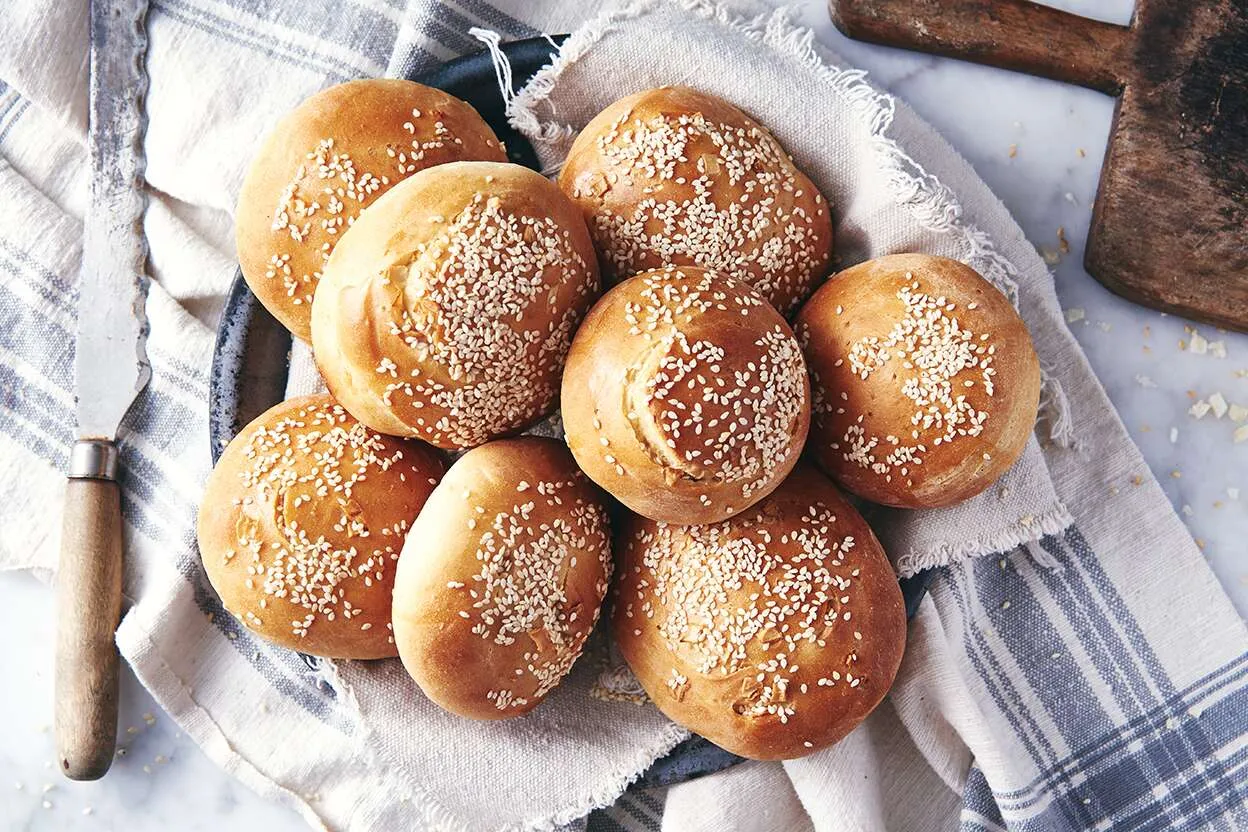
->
(448, 0, 539, 38)
(1038, 531, 1239, 823)
(938, 534, 1248, 830)
(970, 552, 1115, 751)
(0, 244, 352, 726)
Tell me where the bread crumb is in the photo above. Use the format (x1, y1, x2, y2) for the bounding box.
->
(1210, 340, 1228, 358)
(1190, 332, 1209, 354)
(1189, 400, 1212, 419)
(1169, 427, 1178, 444)
(1057, 226, 1070, 253)
(1229, 487, 1240, 500)
(1008, 143, 1018, 158)
(1098, 321, 1112, 332)
(1229, 403, 1248, 422)
(1234, 425, 1248, 444)
(1209, 392, 1229, 418)
(1171, 469, 1182, 479)
(1064, 307, 1086, 324)
(1182, 504, 1193, 516)
(1135, 374, 1158, 388)
(1041, 248, 1060, 265)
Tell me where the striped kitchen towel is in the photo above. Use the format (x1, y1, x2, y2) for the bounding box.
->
(0, 0, 1244, 829)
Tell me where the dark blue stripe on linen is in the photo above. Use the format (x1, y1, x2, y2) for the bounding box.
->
(1118, 744, 1248, 832)
(152, 0, 360, 82)
(449, 0, 540, 38)
(962, 766, 1008, 827)
(1024, 535, 1210, 818)
(1041, 531, 1235, 815)
(0, 100, 29, 145)
(1052, 528, 1172, 695)
(1031, 536, 1156, 717)
(940, 566, 1089, 830)
(972, 551, 1115, 752)
(0, 240, 211, 398)
(993, 652, 1248, 805)
(186, 0, 400, 66)
(422, 13, 490, 55)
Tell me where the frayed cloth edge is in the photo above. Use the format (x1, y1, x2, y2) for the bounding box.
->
(892, 502, 1075, 578)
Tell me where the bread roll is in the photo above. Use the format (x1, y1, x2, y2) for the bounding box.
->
(392, 437, 612, 719)
(562, 266, 810, 524)
(197, 394, 444, 658)
(795, 253, 1041, 508)
(311, 161, 600, 449)
(558, 86, 833, 314)
(613, 465, 905, 760)
(236, 79, 507, 341)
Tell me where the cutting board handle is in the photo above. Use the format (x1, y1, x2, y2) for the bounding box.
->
(829, 0, 1130, 95)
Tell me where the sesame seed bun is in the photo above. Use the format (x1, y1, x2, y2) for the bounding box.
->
(391, 437, 612, 719)
(557, 86, 833, 315)
(236, 79, 507, 342)
(196, 394, 445, 659)
(612, 464, 905, 760)
(562, 266, 811, 524)
(795, 254, 1041, 508)
(310, 161, 600, 449)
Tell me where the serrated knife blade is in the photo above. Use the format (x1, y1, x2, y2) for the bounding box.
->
(56, 0, 151, 782)
(76, 0, 152, 438)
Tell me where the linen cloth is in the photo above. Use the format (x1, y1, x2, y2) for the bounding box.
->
(0, 0, 1245, 830)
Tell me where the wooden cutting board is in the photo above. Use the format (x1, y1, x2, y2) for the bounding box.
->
(829, 0, 1248, 332)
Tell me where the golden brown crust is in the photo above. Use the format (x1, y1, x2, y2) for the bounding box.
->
(392, 438, 612, 719)
(196, 394, 444, 658)
(612, 465, 905, 760)
(795, 253, 1041, 508)
(557, 86, 833, 315)
(310, 161, 600, 448)
(562, 266, 810, 524)
(236, 79, 507, 341)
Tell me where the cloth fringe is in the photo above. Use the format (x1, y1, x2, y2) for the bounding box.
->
(1024, 538, 1064, 571)
(1038, 364, 1078, 450)
(469, 28, 519, 116)
(892, 502, 1074, 578)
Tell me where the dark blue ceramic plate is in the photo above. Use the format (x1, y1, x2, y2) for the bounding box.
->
(208, 36, 934, 790)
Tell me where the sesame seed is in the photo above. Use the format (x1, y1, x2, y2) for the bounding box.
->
(835, 282, 997, 481)
(574, 106, 827, 312)
(624, 496, 870, 721)
(221, 399, 435, 642)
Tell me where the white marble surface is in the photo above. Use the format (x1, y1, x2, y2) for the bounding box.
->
(1, 0, 1244, 828)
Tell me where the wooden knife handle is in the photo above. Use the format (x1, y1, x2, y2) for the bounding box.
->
(829, 0, 1130, 95)
(56, 476, 123, 781)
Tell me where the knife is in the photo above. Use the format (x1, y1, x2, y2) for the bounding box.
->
(56, 0, 152, 781)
